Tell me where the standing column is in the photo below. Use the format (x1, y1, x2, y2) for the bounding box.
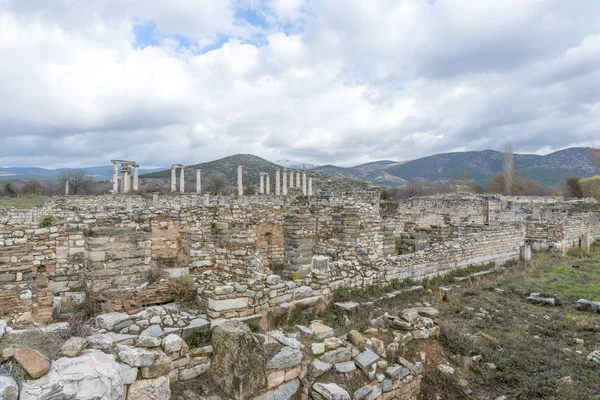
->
(133, 165, 139, 191)
(179, 167, 185, 194)
(123, 167, 130, 193)
(65, 180, 69, 195)
(282, 168, 288, 195)
(196, 169, 201, 194)
(296, 171, 301, 188)
(302, 172, 307, 195)
(266, 174, 271, 195)
(112, 161, 119, 193)
(260, 173, 265, 194)
(289, 170, 294, 188)
(237, 166, 243, 196)
(308, 177, 313, 195)
(171, 167, 177, 192)
(275, 169, 281, 196)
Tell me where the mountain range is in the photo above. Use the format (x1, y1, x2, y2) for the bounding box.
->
(2, 147, 598, 189)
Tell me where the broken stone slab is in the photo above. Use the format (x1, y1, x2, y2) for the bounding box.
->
(140, 324, 165, 338)
(14, 348, 50, 379)
(61, 336, 88, 357)
(335, 361, 357, 373)
(577, 299, 600, 312)
(527, 293, 556, 306)
(353, 385, 373, 400)
(267, 330, 302, 350)
(399, 309, 419, 323)
(354, 349, 379, 371)
(320, 348, 352, 364)
(19, 350, 125, 400)
(408, 307, 440, 318)
(309, 359, 332, 378)
(117, 345, 160, 367)
(586, 350, 600, 363)
(137, 336, 162, 348)
(127, 375, 171, 400)
(95, 312, 131, 330)
(312, 382, 350, 400)
(266, 347, 302, 370)
(87, 334, 114, 351)
(310, 321, 334, 340)
(334, 301, 360, 312)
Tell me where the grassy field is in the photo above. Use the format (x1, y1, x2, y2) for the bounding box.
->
(273, 249, 600, 399)
(0, 197, 48, 209)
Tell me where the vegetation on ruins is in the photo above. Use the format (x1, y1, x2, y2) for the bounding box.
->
(39, 214, 57, 228)
(167, 275, 197, 303)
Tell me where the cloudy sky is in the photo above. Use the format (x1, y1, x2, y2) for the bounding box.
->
(0, 0, 599, 168)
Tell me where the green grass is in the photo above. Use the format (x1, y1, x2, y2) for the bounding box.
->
(0, 197, 48, 209)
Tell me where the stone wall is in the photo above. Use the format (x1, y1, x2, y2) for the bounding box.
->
(0, 192, 598, 327)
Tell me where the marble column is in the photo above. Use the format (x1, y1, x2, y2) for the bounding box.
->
(302, 172, 307, 195)
(237, 166, 243, 196)
(179, 167, 185, 194)
(266, 174, 271, 195)
(275, 169, 280, 196)
(296, 171, 301, 188)
(196, 169, 201, 194)
(282, 168, 288, 195)
(133, 165, 139, 191)
(308, 177, 313, 195)
(171, 167, 177, 192)
(289, 170, 294, 188)
(112, 161, 119, 193)
(65, 180, 69, 195)
(260, 173, 265, 194)
(123, 167, 130, 193)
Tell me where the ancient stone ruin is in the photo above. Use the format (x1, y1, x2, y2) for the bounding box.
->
(1, 175, 599, 398)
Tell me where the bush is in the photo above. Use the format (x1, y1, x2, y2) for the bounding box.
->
(39, 215, 57, 228)
(168, 275, 197, 303)
(145, 266, 168, 284)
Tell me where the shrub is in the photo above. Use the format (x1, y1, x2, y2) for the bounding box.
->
(63, 317, 93, 338)
(168, 275, 197, 303)
(39, 214, 57, 228)
(145, 266, 168, 284)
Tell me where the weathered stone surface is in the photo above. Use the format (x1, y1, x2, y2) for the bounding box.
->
(140, 324, 165, 338)
(19, 350, 124, 400)
(335, 361, 356, 373)
(141, 353, 172, 378)
(320, 348, 352, 364)
(127, 376, 171, 400)
(410, 307, 440, 318)
(14, 348, 50, 379)
(119, 363, 138, 385)
(162, 333, 183, 354)
(266, 347, 302, 370)
(87, 334, 113, 351)
(437, 364, 455, 375)
(254, 378, 300, 400)
(353, 385, 372, 400)
(179, 363, 210, 381)
(577, 299, 600, 312)
(208, 297, 249, 312)
(324, 337, 343, 350)
(312, 342, 325, 355)
(354, 349, 379, 370)
(0, 373, 18, 400)
(370, 338, 386, 358)
(347, 330, 367, 351)
(182, 318, 210, 338)
(312, 382, 350, 400)
(0, 320, 7, 341)
(212, 321, 266, 398)
(61, 336, 88, 357)
(267, 370, 285, 389)
(399, 309, 419, 322)
(117, 346, 158, 367)
(137, 336, 162, 348)
(308, 359, 332, 378)
(95, 312, 130, 330)
(267, 330, 302, 350)
(310, 322, 334, 339)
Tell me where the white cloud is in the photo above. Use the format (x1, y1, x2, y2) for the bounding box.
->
(0, 0, 599, 168)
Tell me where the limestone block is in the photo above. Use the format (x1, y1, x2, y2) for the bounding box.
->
(14, 348, 50, 379)
(208, 297, 249, 312)
(127, 376, 171, 400)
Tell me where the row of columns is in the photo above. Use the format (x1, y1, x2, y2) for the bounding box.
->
(258, 168, 313, 196)
(171, 165, 203, 194)
(111, 160, 139, 193)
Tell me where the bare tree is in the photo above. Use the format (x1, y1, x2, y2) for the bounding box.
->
(405, 179, 424, 197)
(204, 172, 230, 195)
(503, 143, 514, 195)
(21, 179, 44, 196)
(58, 169, 93, 195)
